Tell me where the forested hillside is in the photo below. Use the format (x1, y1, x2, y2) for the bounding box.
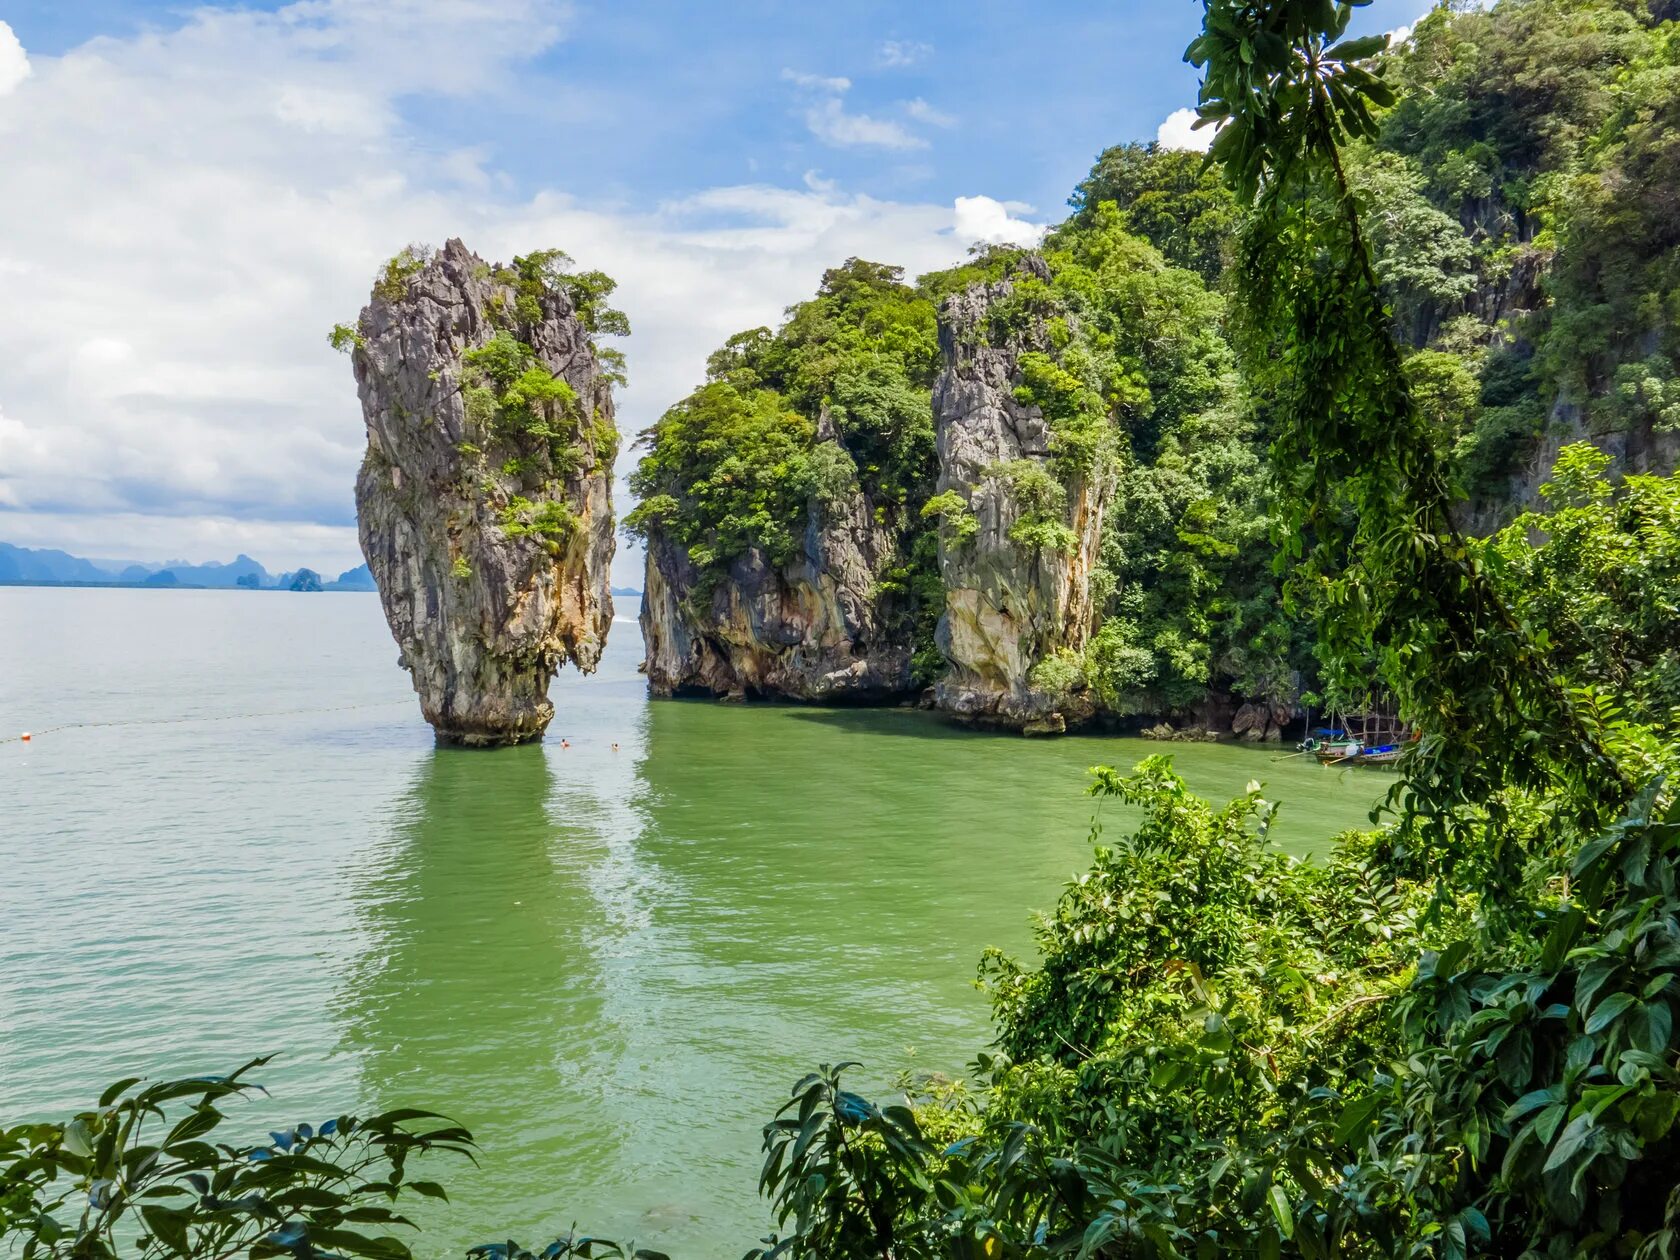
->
(1371, 0, 1680, 505)
(629, 0, 1679, 732)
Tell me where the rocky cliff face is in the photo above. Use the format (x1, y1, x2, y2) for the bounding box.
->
(1442, 239, 1680, 534)
(351, 239, 615, 746)
(930, 265, 1113, 734)
(640, 433, 911, 701)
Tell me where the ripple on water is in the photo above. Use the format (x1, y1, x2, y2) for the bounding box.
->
(0, 588, 1384, 1254)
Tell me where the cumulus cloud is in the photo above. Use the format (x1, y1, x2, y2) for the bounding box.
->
(877, 40, 932, 69)
(782, 68, 928, 151)
(1155, 106, 1213, 152)
(953, 195, 1045, 248)
(1387, 24, 1414, 45)
(0, 21, 30, 96)
(0, 3, 999, 578)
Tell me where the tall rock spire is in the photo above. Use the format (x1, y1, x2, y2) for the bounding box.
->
(347, 240, 620, 746)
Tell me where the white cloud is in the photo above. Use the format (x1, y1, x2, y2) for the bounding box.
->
(782, 67, 928, 151)
(904, 98, 956, 128)
(0, 3, 1004, 581)
(1387, 24, 1413, 46)
(953, 195, 1045, 248)
(803, 98, 927, 150)
(1155, 106, 1213, 152)
(0, 21, 30, 96)
(877, 40, 932, 69)
(273, 83, 393, 137)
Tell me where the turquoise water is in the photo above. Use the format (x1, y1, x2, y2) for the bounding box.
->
(0, 587, 1383, 1255)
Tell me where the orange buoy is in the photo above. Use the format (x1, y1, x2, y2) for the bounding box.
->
(20, 732, 30, 742)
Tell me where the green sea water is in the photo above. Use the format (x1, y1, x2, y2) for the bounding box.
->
(0, 587, 1385, 1255)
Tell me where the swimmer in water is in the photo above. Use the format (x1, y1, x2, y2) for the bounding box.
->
(612, 742, 619, 752)
(561, 738, 570, 748)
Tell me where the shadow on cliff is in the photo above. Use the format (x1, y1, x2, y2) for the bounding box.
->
(780, 705, 1117, 742)
(777, 706, 988, 741)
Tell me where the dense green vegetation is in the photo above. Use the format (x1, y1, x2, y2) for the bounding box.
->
(1068, 144, 1240, 283)
(630, 0, 1680, 722)
(629, 208, 1293, 708)
(1487, 442, 1680, 733)
(1370, 0, 1680, 492)
(338, 245, 627, 555)
(717, 4, 1680, 1257)
(1032, 211, 1295, 711)
(1073, 0, 1680, 509)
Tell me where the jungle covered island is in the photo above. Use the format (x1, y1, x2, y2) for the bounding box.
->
(632, 0, 1680, 737)
(628, 260, 943, 702)
(629, 213, 1289, 732)
(344, 241, 627, 747)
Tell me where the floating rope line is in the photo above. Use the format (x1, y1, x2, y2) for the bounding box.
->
(3, 700, 414, 744)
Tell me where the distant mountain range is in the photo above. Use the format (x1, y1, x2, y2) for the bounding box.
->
(0, 543, 376, 591)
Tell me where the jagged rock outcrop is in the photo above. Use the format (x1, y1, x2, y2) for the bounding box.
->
(640, 436, 911, 701)
(1231, 699, 1294, 743)
(930, 262, 1113, 731)
(1462, 397, 1680, 535)
(350, 239, 615, 746)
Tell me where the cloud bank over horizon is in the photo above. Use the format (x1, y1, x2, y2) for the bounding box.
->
(0, 0, 1043, 581)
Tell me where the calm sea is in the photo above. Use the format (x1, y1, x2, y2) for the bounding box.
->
(0, 586, 1382, 1256)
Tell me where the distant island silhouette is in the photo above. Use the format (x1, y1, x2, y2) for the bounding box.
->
(0, 542, 375, 591)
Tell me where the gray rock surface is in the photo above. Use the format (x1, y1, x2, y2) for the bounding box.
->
(930, 264, 1112, 730)
(351, 239, 615, 746)
(639, 484, 911, 702)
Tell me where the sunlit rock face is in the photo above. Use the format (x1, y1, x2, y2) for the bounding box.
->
(350, 239, 615, 747)
(930, 262, 1112, 734)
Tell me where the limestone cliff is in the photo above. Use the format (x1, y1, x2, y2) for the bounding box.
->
(630, 258, 939, 703)
(930, 263, 1113, 734)
(639, 424, 912, 702)
(349, 240, 617, 746)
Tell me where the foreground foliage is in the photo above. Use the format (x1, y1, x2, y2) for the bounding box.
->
(0, 1060, 473, 1260)
(1488, 443, 1680, 735)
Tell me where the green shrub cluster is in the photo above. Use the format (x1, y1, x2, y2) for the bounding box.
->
(485, 249, 631, 343)
(1487, 443, 1680, 733)
(372, 244, 430, 303)
(461, 331, 582, 467)
(497, 496, 576, 543)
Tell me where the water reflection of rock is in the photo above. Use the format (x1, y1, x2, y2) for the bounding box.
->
(334, 745, 625, 1248)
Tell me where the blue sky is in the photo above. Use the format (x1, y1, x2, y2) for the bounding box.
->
(0, 0, 1428, 582)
